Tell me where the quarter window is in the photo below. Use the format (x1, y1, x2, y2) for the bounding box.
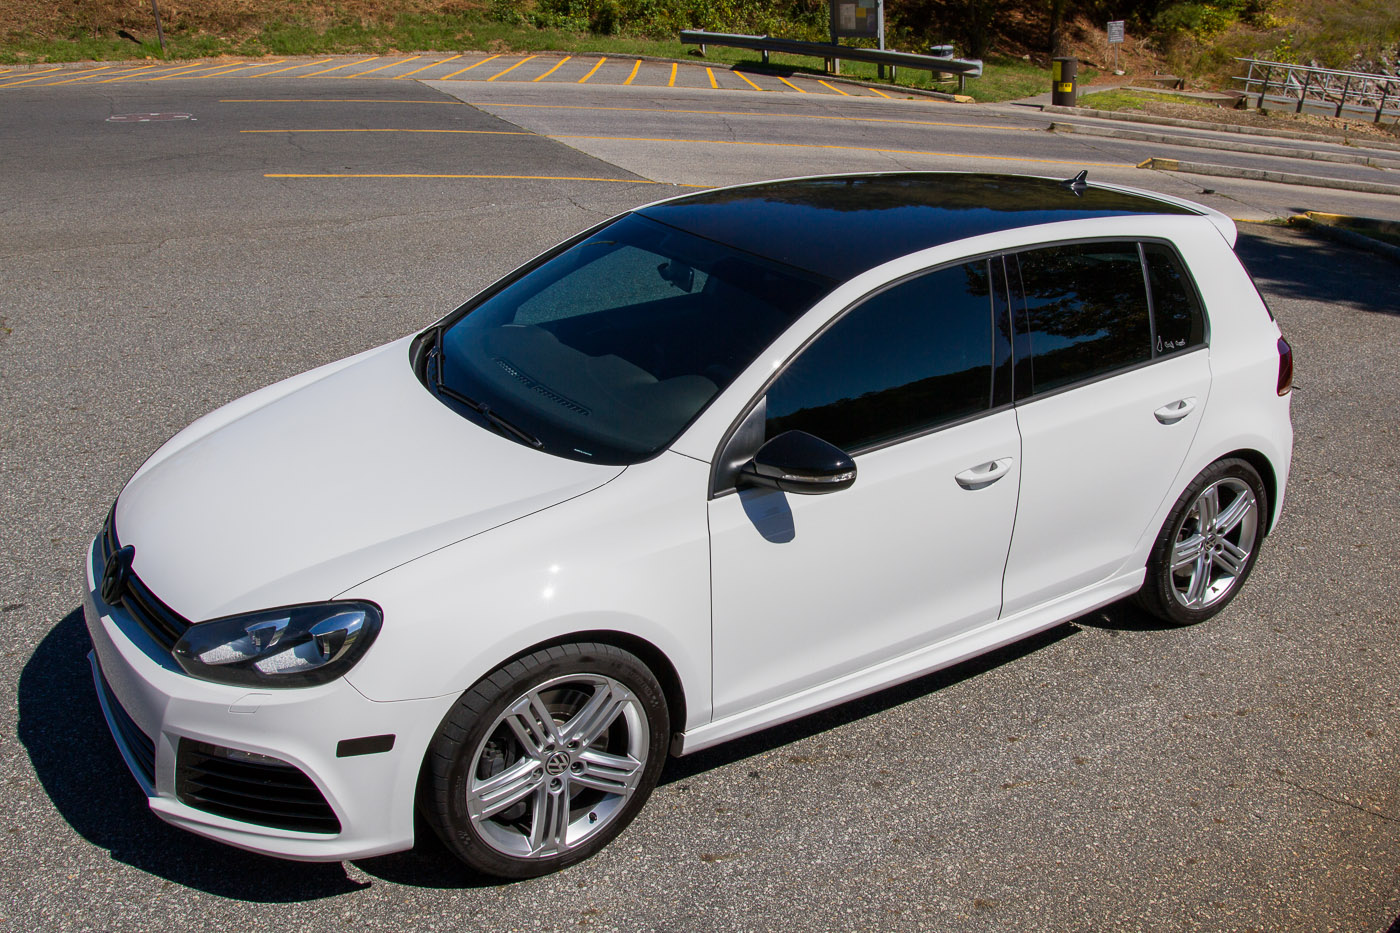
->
(1143, 242, 1206, 355)
(765, 262, 994, 452)
(1012, 242, 1153, 394)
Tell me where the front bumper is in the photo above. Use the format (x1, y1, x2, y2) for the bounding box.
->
(83, 535, 456, 861)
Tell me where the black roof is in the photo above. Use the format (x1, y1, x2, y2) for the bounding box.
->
(637, 173, 1197, 281)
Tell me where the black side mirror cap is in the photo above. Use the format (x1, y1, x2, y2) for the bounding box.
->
(740, 430, 856, 495)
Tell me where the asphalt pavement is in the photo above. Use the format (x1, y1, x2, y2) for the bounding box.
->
(1, 74, 1398, 932)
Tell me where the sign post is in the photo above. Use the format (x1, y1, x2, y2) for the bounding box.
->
(829, 1, 884, 76)
(1107, 19, 1125, 75)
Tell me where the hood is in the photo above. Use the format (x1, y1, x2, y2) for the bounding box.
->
(115, 337, 622, 621)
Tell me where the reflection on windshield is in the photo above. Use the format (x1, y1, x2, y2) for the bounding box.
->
(437, 214, 832, 464)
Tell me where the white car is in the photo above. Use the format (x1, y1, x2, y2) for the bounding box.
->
(84, 172, 1293, 878)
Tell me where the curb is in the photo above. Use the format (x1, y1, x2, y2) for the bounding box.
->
(1137, 156, 1400, 197)
(1043, 103, 1400, 154)
(1287, 215, 1400, 266)
(1050, 121, 1400, 169)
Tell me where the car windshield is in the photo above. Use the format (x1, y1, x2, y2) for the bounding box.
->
(435, 213, 833, 464)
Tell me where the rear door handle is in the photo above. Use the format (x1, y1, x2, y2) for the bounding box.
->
(1154, 397, 1197, 424)
(955, 458, 1014, 489)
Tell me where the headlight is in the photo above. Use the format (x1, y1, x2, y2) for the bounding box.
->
(172, 601, 382, 688)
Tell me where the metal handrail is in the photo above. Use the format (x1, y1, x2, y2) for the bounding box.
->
(680, 30, 982, 91)
(1234, 58, 1399, 123)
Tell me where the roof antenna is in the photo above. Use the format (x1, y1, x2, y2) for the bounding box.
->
(1060, 170, 1088, 196)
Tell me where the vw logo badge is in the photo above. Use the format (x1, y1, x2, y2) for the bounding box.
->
(101, 545, 135, 606)
(544, 751, 570, 776)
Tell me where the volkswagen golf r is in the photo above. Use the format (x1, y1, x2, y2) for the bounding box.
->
(84, 172, 1293, 878)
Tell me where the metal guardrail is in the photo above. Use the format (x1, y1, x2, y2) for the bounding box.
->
(1234, 58, 1399, 124)
(679, 30, 982, 92)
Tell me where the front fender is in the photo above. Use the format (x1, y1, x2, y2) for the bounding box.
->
(342, 451, 713, 733)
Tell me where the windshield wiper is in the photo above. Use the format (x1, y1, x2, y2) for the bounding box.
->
(427, 334, 544, 449)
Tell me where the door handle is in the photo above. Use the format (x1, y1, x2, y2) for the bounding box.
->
(1154, 397, 1197, 424)
(955, 458, 1014, 489)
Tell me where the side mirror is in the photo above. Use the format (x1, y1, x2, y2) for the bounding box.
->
(740, 430, 856, 495)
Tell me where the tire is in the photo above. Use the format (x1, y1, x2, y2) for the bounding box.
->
(424, 642, 669, 879)
(1135, 458, 1268, 626)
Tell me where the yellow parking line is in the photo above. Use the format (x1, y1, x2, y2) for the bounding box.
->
(172, 60, 286, 80)
(96, 63, 191, 83)
(396, 54, 462, 79)
(667, 63, 677, 87)
(243, 128, 532, 136)
(623, 60, 642, 86)
(777, 76, 806, 93)
(343, 56, 420, 78)
(440, 55, 499, 79)
(551, 133, 1125, 168)
(39, 63, 133, 85)
(0, 66, 69, 87)
(578, 58, 606, 83)
(817, 79, 850, 96)
(302, 57, 379, 78)
(222, 98, 466, 104)
(488, 56, 537, 81)
(151, 62, 247, 81)
(706, 67, 718, 89)
(254, 58, 334, 77)
(265, 172, 707, 187)
(868, 86, 892, 99)
(734, 71, 764, 91)
(475, 101, 1034, 133)
(533, 56, 572, 82)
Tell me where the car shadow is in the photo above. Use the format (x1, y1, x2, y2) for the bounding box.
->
(656, 620, 1080, 786)
(1235, 224, 1398, 317)
(17, 608, 372, 902)
(1070, 599, 1184, 632)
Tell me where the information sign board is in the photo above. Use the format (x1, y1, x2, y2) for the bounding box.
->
(830, 1, 880, 39)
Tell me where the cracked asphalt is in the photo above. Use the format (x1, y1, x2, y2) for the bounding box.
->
(1, 76, 1398, 932)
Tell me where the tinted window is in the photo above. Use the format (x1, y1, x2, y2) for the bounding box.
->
(1013, 242, 1152, 394)
(765, 262, 994, 452)
(438, 214, 831, 464)
(1143, 242, 1206, 355)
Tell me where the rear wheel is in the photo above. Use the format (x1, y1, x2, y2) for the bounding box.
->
(1136, 458, 1268, 625)
(424, 642, 669, 879)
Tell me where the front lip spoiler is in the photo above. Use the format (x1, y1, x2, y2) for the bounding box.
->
(88, 649, 156, 797)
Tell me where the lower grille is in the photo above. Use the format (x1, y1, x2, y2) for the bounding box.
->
(92, 657, 157, 789)
(176, 740, 341, 835)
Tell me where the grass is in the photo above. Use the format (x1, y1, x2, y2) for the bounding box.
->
(0, 8, 1080, 103)
(1076, 88, 1217, 111)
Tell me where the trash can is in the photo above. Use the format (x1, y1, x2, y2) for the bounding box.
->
(1051, 57, 1077, 107)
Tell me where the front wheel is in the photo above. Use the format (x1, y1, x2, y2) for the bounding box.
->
(424, 642, 669, 879)
(1136, 458, 1268, 626)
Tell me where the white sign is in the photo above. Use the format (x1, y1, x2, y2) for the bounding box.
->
(1107, 20, 1125, 43)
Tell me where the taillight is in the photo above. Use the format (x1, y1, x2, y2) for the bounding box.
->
(1277, 336, 1293, 395)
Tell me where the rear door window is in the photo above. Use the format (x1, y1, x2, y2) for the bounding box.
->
(1010, 242, 1153, 395)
